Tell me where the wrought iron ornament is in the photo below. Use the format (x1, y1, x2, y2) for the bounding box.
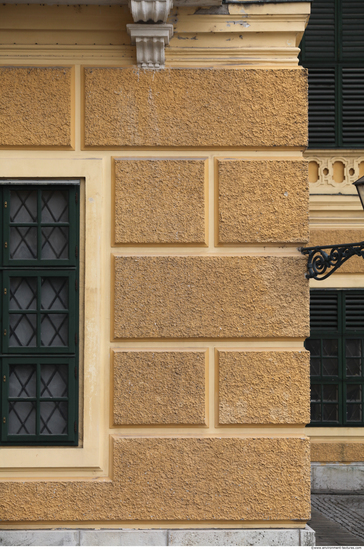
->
(300, 241, 364, 280)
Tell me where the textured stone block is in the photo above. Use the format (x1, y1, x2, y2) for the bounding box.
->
(218, 160, 309, 244)
(0, 530, 79, 546)
(112, 437, 311, 520)
(80, 530, 167, 546)
(0, 67, 72, 148)
(311, 442, 364, 463)
(113, 256, 309, 339)
(309, 229, 364, 273)
(218, 350, 310, 425)
(113, 351, 206, 425)
(168, 529, 301, 546)
(311, 465, 364, 494)
(114, 159, 206, 244)
(84, 68, 307, 148)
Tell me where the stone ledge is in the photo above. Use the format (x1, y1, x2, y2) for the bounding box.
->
(0, 527, 315, 546)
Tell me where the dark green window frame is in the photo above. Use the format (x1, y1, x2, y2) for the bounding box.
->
(0, 182, 79, 446)
(306, 289, 364, 427)
(300, 0, 364, 149)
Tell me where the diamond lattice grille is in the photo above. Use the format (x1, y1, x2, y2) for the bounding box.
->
(9, 365, 36, 397)
(10, 190, 37, 223)
(9, 401, 36, 435)
(41, 365, 68, 397)
(40, 402, 67, 434)
(42, 190, 68, 223)
(41, 278, 68, 310)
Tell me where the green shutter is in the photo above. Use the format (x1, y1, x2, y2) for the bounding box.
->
(300, 0, 364, 149)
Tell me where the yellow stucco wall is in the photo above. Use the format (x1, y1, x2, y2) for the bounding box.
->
(0, 2, 312, 528)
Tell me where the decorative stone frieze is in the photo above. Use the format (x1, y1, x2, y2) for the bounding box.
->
(305, 150, 364, 193)
(127, 24, 173, 68)
(128, 0, 173, 22)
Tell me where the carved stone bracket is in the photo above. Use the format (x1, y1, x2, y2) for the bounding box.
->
(128, 0, 173, 22)
(127, 24, 173, 68)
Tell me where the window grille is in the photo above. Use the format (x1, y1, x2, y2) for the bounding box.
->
(0, 182, 79, 445)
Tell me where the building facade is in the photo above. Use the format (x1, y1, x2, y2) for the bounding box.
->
(0, 0, 314, 544)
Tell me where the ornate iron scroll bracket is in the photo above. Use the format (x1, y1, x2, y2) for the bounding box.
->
(300, 241, 364, 280)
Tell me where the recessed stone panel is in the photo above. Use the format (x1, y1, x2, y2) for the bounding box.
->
(0, 67, 72, 148)
(112, 437, 311, 521)
(113, 256, 309, 339)
(84, 68, 307, 148)
(218, 350, 310, 425)
(113, 350, 206, 425)
(113, 159, 206, 244)
(218, 160, 309, 244)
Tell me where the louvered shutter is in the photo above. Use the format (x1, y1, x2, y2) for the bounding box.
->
(310, 291, 339, 331)
(300, 0, 364, 149)
(345, 292, 364, 331)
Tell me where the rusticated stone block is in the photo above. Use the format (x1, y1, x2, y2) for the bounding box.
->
(114, 159, 206, 244)
(113, 351, 206, 425)
(218, 350, 310, 425)
(0, 67, 72, 148)
(84, 68, 307, 148)
(0, 437, 310, 522)
(112, 437, 311, 520)
(218, 160, 309, 244)
(311, 442, 364, 463)
(309, 229, 364, 273)
(113, 256, 309, 339)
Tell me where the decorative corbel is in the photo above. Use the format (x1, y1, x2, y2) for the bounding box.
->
(127, 0, 174, 68)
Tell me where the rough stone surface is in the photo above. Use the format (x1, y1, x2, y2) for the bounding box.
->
(311, 442, 364, 462)
(113, 256, 309, 339)
(0, 530, 79, 546)
(84, 68, 308, 148)
(113, 351, 206, 425)
(309, 229, 364, 273)
(0, 67, 72, 148)
(312, 463, 364, 494)
(114, 159, 206, 244)
(80, 529, 168, 546)
(300, 526, 316, 546)
(168, 528, 301, 546)
(0, 437, 311, 522)
(112, 437, 311, 521)
(218, 160, 309, 244)
(218, 350, 310, 425)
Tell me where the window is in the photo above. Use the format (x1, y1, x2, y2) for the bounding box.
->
(0, 182, 79, 445)
(300, 0, 364, 149)
(306, 289, 364, 426)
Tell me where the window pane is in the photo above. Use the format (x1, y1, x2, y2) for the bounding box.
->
(323, 403, 338, 422)
(346, 358, 362, 377)
(10, 190, 37, 223)
(9, 277, 37, 310)
(311, 384, 321, 401)
(42, 190, 68, 223)
(323, 384, 338, 401)
(9, 314, 37, 347)
(9, 365, 36, 398)
(311, 357, 321, 376)
(322, 358, 338, 376)
(323, 339, 338, 356)
(41, 314, 68, 347)
(41, 278, 68, 310)
(306, 339, 320, 355)
(10, 227, 37, 259)
(41, 227, 68, 259)
(346, 339, 361, 357)
(347, 385, 362, 402)
(347, 404, 362, 422)
(40, 402, 68, 435)
(311, 403, 321, 422)
(41, 365, 68, 398)
(9, 402, 36, 435)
